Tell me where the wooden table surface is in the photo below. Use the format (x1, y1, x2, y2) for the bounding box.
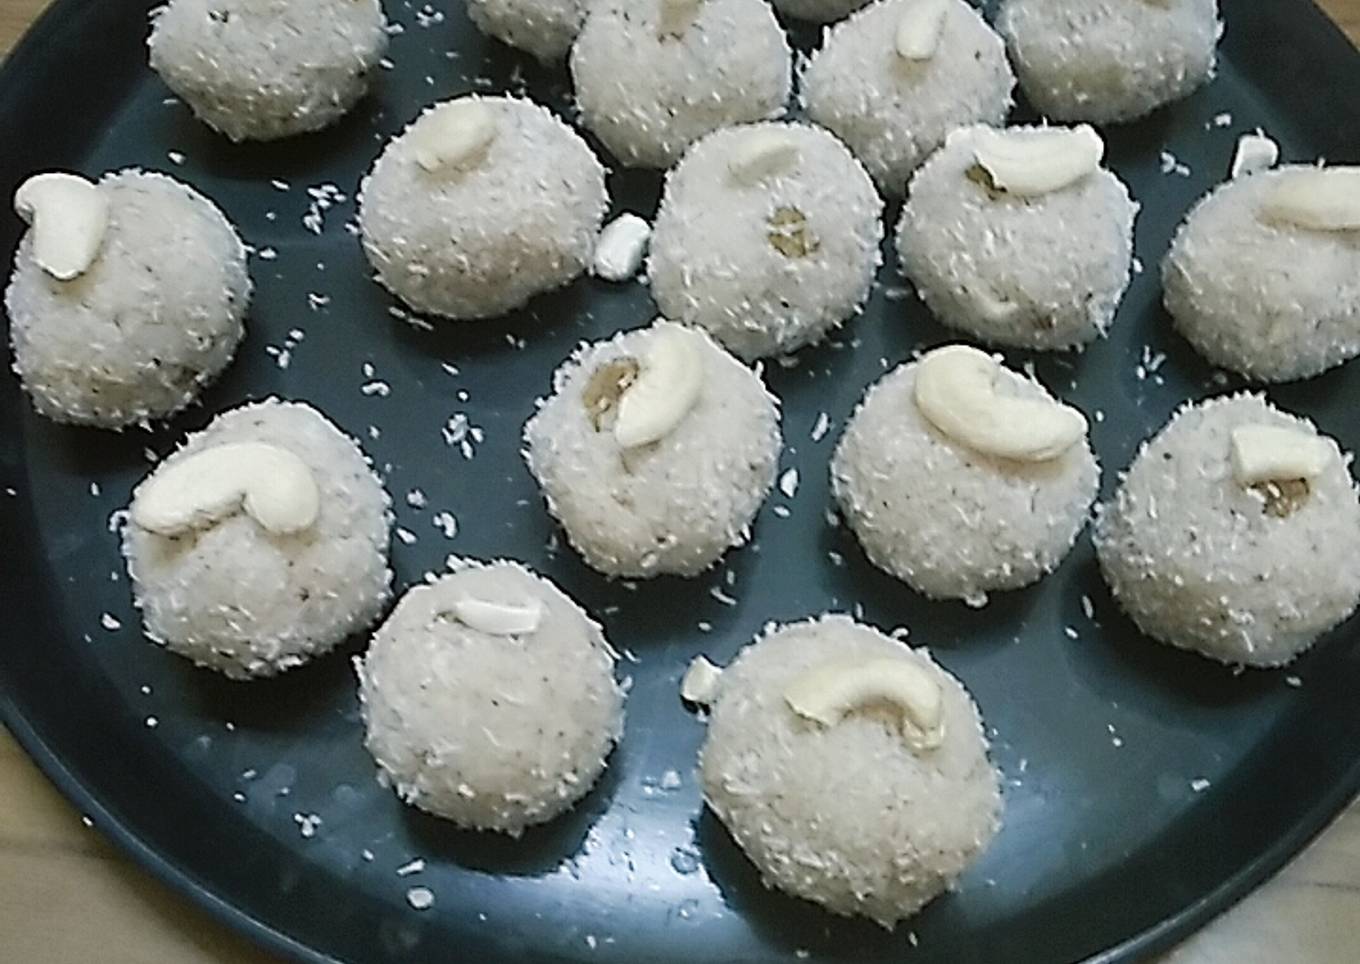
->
(2, 0, 1360, 961)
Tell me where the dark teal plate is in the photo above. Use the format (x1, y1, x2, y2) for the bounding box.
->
(3, 1, 1359, 961)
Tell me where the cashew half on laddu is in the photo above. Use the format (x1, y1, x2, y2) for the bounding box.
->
(132, 442, 320, 537)
(913, 344, 1088, 462)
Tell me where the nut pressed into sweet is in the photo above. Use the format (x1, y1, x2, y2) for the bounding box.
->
(130, 442, 320, 537)
(727, 129, 802, 185)
(783, 656, 946, 752)
(895, 0, 950, 61)
(1259, 167, 1360, 231)
(13, 172, 110, 281)
(969, 125, 1104, 198)
(913, 344, 1087, 461)
(446, 597, 544, 635)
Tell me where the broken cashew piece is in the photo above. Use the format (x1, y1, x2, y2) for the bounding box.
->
(1259, 167, 1360, 231)
(593, 214, 652, 282)
(132, 442, 320, 537)
(914, 345, 1087, 462)
(971, 125, 1104, 198)
(1230, 424, 1331, 487)
(14, 172, 109, 281)
(411, 100, 499, 175)
(614, 324, 705, 449)
(784, 657, 946, 752)
(1230, 133, 1279, 180)
(450, 598, 544, 636)
(727, 129, 801, 186)
(659, 0, 705, 39)
(681, 655, 723, 704)
(895, 0, 950, 62)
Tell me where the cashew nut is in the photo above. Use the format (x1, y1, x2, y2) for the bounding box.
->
(681, 655, 723, 704)
(970, 125, 1105, 198)
(132, 442, 320, 537)
(659, 0, 705, 39)
(767, 206, 819, 259)
(593, 213, 652, 282)
(1230, 132, 1279, 180)
(410, 100, 498, 176)
(784, 657, 946, 752)
(613, 323, 705, 449)
(1230, 424, 1331, 487)
(895, 0, 950, 62)
(1259, 167, 1360, 231)
(913, 344, 1087, 462)
(13, 172, 110, 281)
(727, 129, 801, 186)
(450, 598, 544, 636)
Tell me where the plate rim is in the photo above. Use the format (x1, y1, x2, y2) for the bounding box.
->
(1, 1, 1359, 962)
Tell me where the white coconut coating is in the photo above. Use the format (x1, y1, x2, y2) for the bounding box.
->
(523, 321, 782, 577)
(569, 0, 793, 169)
(896, 124, 1138, 351)
(148, 0, 388, 142)
(1163, 168, 1360, 382)
(358, 96, 608, 320)
(123, 399, 393, 680)
(997, 0, 1220, 124)
(700, 615, 1002, 928)
(648, 123, 884, 360)
(801, 0, 1014, 195)
(356, 559, 625, 835)
(468, 0, 585, 61)
(832, 355, 1099, 606)
(6, 170, 249, 429)
(772, 0, 872, 23)
(1095, 394, 1360, 668)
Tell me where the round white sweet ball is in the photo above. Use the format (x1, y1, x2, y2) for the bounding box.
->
(467, 0, 584, 61)
(771, 0, 871, 23)
(358, 95, 608, 320)
(148, 0, 388, 141)
(356, 558, 625, 835)
(523, 320, 782, 577)
(123, 399, 393, 680)
(1163, 167, 1360, 382)
(569, 0, 793, 169)
(832, 350, 1100, 606)
(1095, 394, 1360, 668)
(700, 614, 1002, 927)
(997, 0, 1220, 124)
(801, 0, 1015, 194)
(648, 122, 884, 360)
(6, 169, 249, 429)
(896, 124, 1138, 351)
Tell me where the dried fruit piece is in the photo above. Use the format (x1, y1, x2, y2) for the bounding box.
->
(410, 100, 499, 175)
(593, 213, 652, 281)
(449, 598, 543, 636)
(895, 0, 950, 62)
(1230, 132, 1279, 179)
(784, 657, 946, 753)
(681, 655, 723, 703)
(1259, 167, 1360, 231)
(970, 125, 1104, 198)
(913, 344, 1087, 462)
(728, 129, 801, 185)
(1253, 478, 1311, 518)
(583, 357, 641, 430)
(614, 324, 705, 449)
(767, 205, 819, 258)
(13, 172, 109, 281)
(1229, 424, 1330, 486)
(132, 442, 320, 537)
(658, 0, 705, 39)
